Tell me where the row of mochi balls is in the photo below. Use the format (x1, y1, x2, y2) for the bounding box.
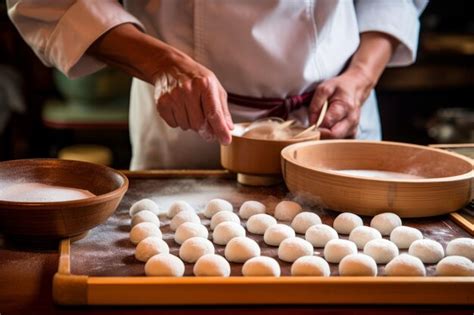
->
(128, 198, 474, 277)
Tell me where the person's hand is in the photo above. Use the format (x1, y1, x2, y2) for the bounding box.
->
(154, 51, 233, 145)
(308, 66, 374, 139)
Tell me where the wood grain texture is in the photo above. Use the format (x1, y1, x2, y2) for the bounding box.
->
(281, 140, 473, 217)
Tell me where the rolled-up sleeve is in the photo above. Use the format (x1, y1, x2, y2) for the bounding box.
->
(355, 0, 428, 67)
(7, 0, 144, 78)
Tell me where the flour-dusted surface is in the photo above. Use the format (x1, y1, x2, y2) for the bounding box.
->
(0, 182, 95, 202)
(70, 177, 471, 277)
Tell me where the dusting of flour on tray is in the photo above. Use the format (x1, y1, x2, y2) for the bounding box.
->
(0, 182, 95, 202)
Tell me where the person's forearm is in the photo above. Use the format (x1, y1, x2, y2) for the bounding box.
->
(87, 23, 186, 84)
(345, 31, 399, 89)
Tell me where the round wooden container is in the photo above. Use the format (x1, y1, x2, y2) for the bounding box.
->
(220, 122, 320, 185)
(281, 140, 473, 217)
(0, 159, 128, 240)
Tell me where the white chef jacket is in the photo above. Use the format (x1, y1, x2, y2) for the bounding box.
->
(8, 0, 427, 170)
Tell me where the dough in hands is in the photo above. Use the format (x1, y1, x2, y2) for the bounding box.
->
(135, 236, 169, 262)
(212, 221, 246, 245)
(130, 222, 162, 245)
(390, 226, 423, 249)
(174, 222, 208, 245)
(242, 256, 281, 277)
(246, 213, 277, 235)
(385, 254, 426, 276)
(210, 211, 241, 230)
(263, 224, 295, 246)
(239, 200, 266, 219)
(274, 200, 302, 221)
(167, 200, 194, 218)
(370, 212, 402, 235)
(278, 237, 314, 262)
(323, 239, 357, 263)
(129, 198, 160, 216)
(291, 212, 322, 234)
(305, 224, 339, 248)
(224, 236, 261, 263)
(193, 254, 231, 277)
(363, 239, 399, 264)
(339, 253, 378, 276)
(446, 238, 474, 260)
(291, 256, 330, 277)
(179, 237, 215, 263)
(408, 239, 444, 264)
(170, 210, 201, 231)
(349, 226, 382, 249)
(436, 256, 474, 276)
(144, 253, 185, 277)
(131, 210, 160, 227)
(204, 198, 233, 218)
(333, 212, 363, 234)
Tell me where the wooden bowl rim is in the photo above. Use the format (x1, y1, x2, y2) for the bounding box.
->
(281, 140, 474, 183)
(0, 159, 129, 207)
(230, 122, 320, 144)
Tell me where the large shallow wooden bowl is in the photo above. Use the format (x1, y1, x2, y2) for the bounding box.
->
(281, 140, 473, 217)
(221, 122, 320, 185)
(0, 159, 128, 240)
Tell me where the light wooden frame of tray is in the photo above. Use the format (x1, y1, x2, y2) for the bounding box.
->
(52, 170, 474, 306)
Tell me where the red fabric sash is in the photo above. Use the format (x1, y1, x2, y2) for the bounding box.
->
(227, 91, 314, 119)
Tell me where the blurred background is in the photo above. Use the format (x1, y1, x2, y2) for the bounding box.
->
(0, 1, 473, 169)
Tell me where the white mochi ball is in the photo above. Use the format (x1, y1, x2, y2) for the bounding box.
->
(170, 210, 201, 231)
(225, 236, 261, 263)
(204, 198, 233, 218)
(385, 254, 426, 276)
(242, 256, 281, 277)
(291, 212, 322, 234)
(446, 238, 474, 260)
(324, 239, 358, 263)
(212, 221, 246, 245)
(305, 224, 339, 247)
(274, 200, 303, 221)
(246, 213, 277, 234)
(174, 222, 209, 245)
(167, 200, 194, 218)
(239, 200, 266, 219)
(131, 210, 160, 227)
(370, 212, 402, 235)
(193, 254, 231, 277)
(349, 226, 382, 249)
(144, 253, 185, 277)
(130, 222, 162, 245)
(263, 224, 296, 246)
(333, 212, 363, 234)
(408, 239, 444, 264)
(390, 226, 423, 249)
(135, 236, 170, 262)
(210, 211, 241, 230)
(129, 198, 160, 216)
(436, 256, 474, 276)
(291, 256, 330, 277)
(339, 253, 378, 276)
(363, 239, 399, 264)
(278, 237, 314, 262)
(179, 237, 215, 263)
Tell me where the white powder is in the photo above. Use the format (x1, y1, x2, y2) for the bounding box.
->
(0, 182, 95, 202)
(333, 169, 424, 180)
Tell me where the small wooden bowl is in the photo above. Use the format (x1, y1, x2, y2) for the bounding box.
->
(281, 140, 473, 217)
(221, 122, 320, 185)
(0, 159, 128, 240)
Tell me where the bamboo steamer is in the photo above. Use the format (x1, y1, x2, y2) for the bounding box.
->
(281, 140, 473, 217)
(220, 122, 320, 185)
(0, 159, 128, 241)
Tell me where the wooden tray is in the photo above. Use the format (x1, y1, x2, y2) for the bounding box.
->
(53, 171, 474, 306)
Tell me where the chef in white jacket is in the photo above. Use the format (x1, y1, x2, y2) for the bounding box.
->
(7, 0, 427, 170)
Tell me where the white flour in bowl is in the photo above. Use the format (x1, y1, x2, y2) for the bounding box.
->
(0, 182, 95, 202)
(333, 170, 425, 180)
